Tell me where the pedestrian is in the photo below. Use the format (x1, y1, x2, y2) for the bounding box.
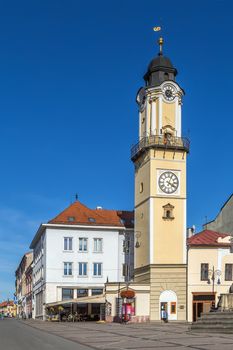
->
(161, 306, 168, 323)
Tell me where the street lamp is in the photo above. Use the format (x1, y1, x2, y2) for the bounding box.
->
(135, 231, 141, 249)
(207, 266, 221, 294)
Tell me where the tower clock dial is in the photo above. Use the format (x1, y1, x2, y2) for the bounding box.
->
(136, 87, 146, 111)
(162, 84, 175, 101)
(158, 171, 179, 194)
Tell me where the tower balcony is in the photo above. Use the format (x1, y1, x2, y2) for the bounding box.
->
(131, 135, 190, 161)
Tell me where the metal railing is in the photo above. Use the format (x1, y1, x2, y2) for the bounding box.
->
(131, 135, 190, 160)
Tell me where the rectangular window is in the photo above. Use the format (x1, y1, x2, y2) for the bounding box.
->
(35, 291, 43, 316)
(64, 262, 72, 276)
(123, 240, 130, 253)
(78, 262, 87, 276)
(64, 237, 73, 251)
(93, 262, 102, 276)
(171, 302, 176, 314)
(79, 238, 88, 252)
(91, 288, 103, 296)
(201, 263, 209, 281)
(225, 264, 233, 281)
(62, 288, 73, 300)
(77, 289, 88, 298)
(122, 263, 129, 277)
(93, 238, 103, 252)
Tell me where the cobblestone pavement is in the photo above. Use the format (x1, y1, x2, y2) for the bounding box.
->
(22, 319, 233, 350)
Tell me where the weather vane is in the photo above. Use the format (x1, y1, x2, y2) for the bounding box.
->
(153, 25, 163, 55)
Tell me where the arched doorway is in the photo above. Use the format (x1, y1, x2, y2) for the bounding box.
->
(159, 290, 177, 321)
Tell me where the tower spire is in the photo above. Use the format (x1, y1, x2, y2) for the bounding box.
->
(158, 37, 163, 56)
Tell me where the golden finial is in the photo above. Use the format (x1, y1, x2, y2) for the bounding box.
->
(158, 37, 163, 55)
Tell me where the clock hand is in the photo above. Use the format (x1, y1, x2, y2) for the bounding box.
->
(166, 179, 173, 186)
(170, 183, 176, 188)
(166, 179, 176, 189)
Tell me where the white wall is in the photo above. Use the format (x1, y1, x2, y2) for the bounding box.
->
(32, 225, 134, 317)
(45, 227, 125, 287)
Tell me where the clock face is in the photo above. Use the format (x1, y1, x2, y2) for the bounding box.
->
(163, 85, 175, 101)
(158, 171, 179, 194)
(136, 87, 146, 111)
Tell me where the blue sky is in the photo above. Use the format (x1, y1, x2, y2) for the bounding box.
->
(0, 0, 233, 300)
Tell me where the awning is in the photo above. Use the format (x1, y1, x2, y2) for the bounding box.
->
(46, 294, 105, 307)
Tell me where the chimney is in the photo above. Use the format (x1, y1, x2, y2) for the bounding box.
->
(187, 225, 195, 238)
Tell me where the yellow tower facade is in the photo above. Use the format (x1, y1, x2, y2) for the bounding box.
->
(131, 39, 190, 321)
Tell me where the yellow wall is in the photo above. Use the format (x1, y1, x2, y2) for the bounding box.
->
(134, 149, 186, 267)
(162, 102, 176, 129)
(187, 245, 233, 322)
(153, 198, 186, 264)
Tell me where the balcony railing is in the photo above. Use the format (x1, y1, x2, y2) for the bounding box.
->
(131, 135, 190, 160)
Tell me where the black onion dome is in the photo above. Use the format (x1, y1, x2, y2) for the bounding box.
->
(144, 53, 178, 87)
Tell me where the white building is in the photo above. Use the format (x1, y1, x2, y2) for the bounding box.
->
(30, 200, 134, 319)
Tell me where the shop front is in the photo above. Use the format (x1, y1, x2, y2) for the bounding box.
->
(46, 294, 105, 322)
(192, 292, 215, 322)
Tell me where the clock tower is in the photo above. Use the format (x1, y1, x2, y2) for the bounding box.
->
(131, 38, 189, 321)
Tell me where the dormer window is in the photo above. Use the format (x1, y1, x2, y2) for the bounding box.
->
(88, 217, 96, 223)
(68, 216, 75, 222)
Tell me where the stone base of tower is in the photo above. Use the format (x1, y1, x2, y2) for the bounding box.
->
(134, 264, 187, 321)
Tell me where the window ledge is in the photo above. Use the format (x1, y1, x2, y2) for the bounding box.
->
(78, 275, 88, 278)
(62, 275, 74, 278)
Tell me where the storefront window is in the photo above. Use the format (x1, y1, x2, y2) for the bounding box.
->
(62, 288, 73, 300)
(91, 289, 103, 296)
(77, 289, 88, 298)
(91, 303, 100, 314)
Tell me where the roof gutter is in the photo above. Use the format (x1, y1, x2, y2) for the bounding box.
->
(30, 223, 132, 249)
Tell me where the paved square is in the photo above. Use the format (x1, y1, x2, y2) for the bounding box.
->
(22, 320, 233, 350)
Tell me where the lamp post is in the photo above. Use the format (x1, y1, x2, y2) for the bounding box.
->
(207, 266, 221, 294)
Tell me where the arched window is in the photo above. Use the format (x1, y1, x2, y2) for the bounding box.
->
(140, 182, 144, 193)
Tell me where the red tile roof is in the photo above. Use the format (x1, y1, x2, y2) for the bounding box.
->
(187, 230, 231, 247)
(0, 300, 14, 308)
(48, 201, 134, 229)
